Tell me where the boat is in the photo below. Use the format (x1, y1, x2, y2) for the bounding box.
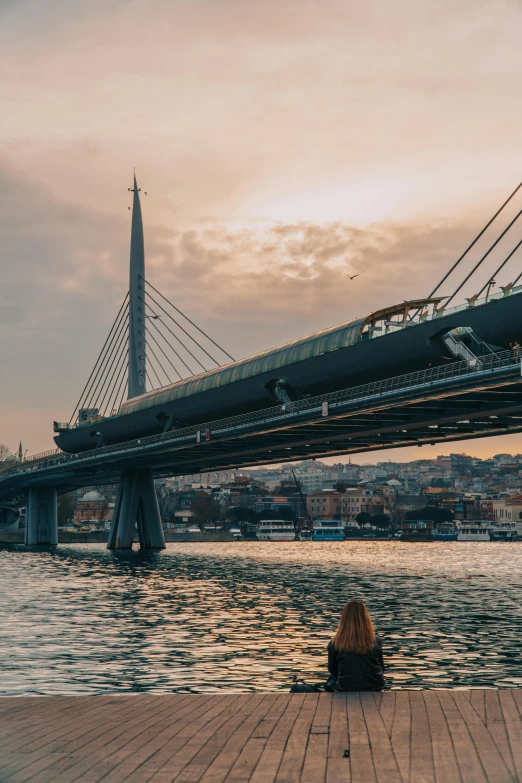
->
(400, 520, 434, 542)
(298, 529, 312, 541)
(434, 523, 457, 541)
(55, 286, 522, 454)
(488, 521, 518, 541)
(256, 519, 296, 541)
(228, 526, 243, 539)
(187, 525, 201, 533)
(312, 519, 345, 541)
(456, 524, 490, 542)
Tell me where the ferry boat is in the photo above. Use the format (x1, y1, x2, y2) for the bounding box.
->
(489, 521, 518, 541)
(256, 520, 296, 541)
(298, 529, 312, 541)
(400, 520, 434, 542)
(312, 519, 345, 541)
(433, 523, 457, 541)
(456, 524, 490, 542)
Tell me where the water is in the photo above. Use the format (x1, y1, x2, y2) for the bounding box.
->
(1, 541, 522, 695)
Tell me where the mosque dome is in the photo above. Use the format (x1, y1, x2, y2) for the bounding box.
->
(2, 455, 19, 464)
(79, 490, 102, 502)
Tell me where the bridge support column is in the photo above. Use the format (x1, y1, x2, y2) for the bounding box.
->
(25, 487, 58, 546)
(108, 470, 165, 550)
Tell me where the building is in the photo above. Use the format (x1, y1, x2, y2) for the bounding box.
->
(73, 491, 112, 530)
(341, 486, 385, 522)
(492, 495, 522, 534)
(307, 491, 343, 519)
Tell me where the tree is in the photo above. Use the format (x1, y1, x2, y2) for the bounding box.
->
(405, 506, 453, 523)
(0, 444, 11, 461)
(355, 512, 372, 526)
(57, 493, 75, 526)
(191, 500, 222, 526)
(230, 506, 257, 523)
(372, 513, 391, 528)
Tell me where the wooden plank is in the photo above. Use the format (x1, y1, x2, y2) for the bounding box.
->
(141, 695, 256, 783)
(0, 696, 177, 783)
(187, 694, 275, 783)
(438, 691, 504, 783)
(511, 690, 522, 716)
(450, 691, 514, 782)
(346, 694, 376, 783)
(377, 692, 395, 738)
(251, 696, 290, 739)
(225, 697, 291, 783)
(274, 694, 319, 783)
(126, 693, 253, 783)
(483, 690, 516, 778)
(300, 694, 333, 783)
(326, 694, 350, 783)
(424, 691, 463, 783)
(470, 690, 486, 722)
(82, 694, 232, 783)
(499, 690, 522, 782)
(390, 692, 410, 783)
(409, 692, 436, 783)
(360, 692, 402, 783)
(250, 696, 307, 783)
(0, 696, 141, 781)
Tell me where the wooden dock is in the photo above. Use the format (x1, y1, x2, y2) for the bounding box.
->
(1, 691, 521, 782)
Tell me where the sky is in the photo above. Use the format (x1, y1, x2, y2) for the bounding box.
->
(1, 0, 522, 461)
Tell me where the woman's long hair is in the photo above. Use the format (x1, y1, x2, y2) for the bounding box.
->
(332, 600, 376, 654)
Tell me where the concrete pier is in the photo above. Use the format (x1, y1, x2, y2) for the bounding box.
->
(25, 487, 58, 546)
(1, 690, 520, 782)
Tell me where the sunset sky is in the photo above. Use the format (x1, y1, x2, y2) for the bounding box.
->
(1, 0, 522, 461)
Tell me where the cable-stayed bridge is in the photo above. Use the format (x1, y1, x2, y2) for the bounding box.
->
(2, 176, 522, 549)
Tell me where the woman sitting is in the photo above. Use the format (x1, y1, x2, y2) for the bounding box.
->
(327, 600, 385, 692)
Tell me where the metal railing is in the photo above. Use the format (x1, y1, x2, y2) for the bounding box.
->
(1, 348, 520, 482)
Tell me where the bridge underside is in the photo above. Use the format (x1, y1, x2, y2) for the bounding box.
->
(3, 357, 522, 501)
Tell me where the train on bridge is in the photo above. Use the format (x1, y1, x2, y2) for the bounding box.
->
(54, 288, 522, 454)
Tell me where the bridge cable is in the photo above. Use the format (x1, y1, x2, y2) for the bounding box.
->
(146, 350, 164, 388)
(511, 269, 522, 287)
(144, 296, 206, 372)
(68, 292, 129, 423)
(87, 312, 129, 411)
(145, 304, 194, 376)
(145, 290, 215, 369)
(97, 323, 131, 414)
(80, 306, 129, 412)
(144, 278, 234, 363)
(76, 298, 128, 412)
(145, 324, 182, 381)
(99, 340, 130, 416)
(103, 349, 129, 416)
(427, 181, 522, 299)
(145, 368, 157, 390)
(476, 237, 522, 298)
(444, 206, 522, 308)
(146, 338, 172, 386)
(116, 361, 130, 411)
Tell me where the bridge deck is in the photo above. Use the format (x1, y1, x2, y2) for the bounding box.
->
(1, 691, 520, 782)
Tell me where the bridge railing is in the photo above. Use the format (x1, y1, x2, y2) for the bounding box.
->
(1, 347, 520, 481)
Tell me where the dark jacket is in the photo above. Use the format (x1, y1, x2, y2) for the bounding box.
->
(327, 636, 385, 692)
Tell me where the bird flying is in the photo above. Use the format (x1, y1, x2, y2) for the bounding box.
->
(344, 273, 360, 280)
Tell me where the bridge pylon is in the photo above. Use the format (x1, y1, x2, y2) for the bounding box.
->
(108, 470, 165, 550)
(107, 174, 165, 550)
(25, 487, 58, 546)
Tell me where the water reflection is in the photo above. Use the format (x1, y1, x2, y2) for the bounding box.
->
(1, 541, 521, 694)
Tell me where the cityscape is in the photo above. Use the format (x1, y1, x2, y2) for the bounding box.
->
(2, 0, 522, 780)
(4, 444, 522, 542)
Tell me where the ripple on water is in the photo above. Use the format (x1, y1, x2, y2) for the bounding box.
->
(0, 541, 521, 694)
